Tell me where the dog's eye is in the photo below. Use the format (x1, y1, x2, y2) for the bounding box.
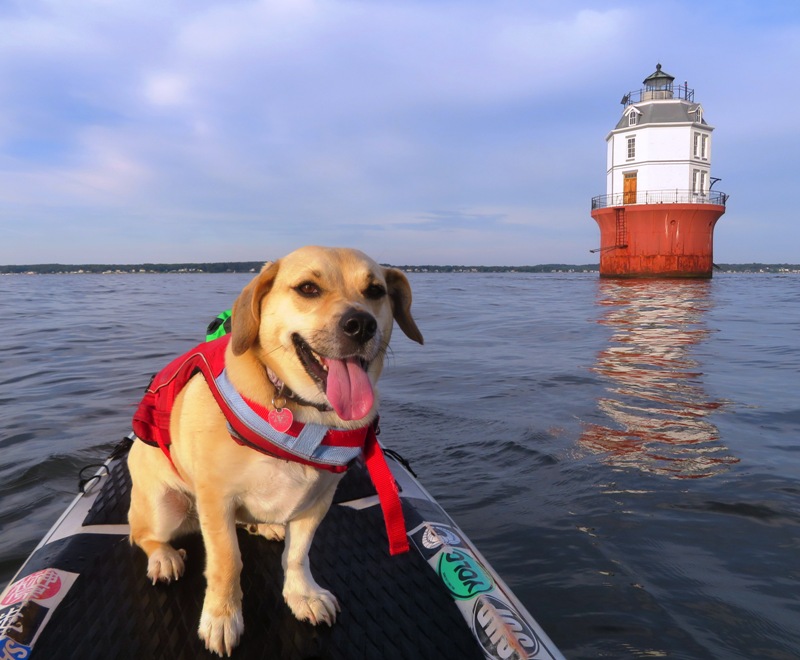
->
(295, 282, 321, 298)
(364, 283, 386, 300)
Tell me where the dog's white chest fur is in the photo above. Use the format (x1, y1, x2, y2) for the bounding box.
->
(235, 459, 343, 525)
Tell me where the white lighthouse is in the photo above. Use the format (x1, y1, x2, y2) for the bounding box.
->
(591, 64, 727, 277)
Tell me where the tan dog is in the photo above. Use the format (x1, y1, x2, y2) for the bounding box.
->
(127, 246, 423, 656)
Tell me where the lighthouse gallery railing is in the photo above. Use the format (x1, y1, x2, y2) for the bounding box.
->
(591, 189, 728, 210)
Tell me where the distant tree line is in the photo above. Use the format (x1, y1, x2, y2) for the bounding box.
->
(0, 262, 265, 274)
(1, 262, 798, 275)
(388, 264, 600, 273)
(714, 263, 800, 273)
(0, 262, 601, 274)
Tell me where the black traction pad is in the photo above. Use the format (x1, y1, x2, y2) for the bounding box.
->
(25, 458, 483, 659)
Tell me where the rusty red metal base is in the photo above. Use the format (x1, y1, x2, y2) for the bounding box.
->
(591, 203, 725, 278)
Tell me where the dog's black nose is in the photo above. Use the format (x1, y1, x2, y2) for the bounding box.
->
(340, 308, 378, 344)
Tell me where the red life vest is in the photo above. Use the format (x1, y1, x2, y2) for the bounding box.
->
(132, 334, 408, 555)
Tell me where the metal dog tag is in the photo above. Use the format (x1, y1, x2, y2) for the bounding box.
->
(268, 407, 293, 433)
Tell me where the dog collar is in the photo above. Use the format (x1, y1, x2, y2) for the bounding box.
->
(217, 368, 362, 468)
(266, 367, 334, 413)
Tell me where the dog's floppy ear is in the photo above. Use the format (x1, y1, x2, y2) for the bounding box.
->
(384, 268, 423, 345)
(230, 261, 279, 356)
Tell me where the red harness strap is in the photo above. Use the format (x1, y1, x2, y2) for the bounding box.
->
(363, 424, 410, 555)
(132, 335, 409, 555)
(132, 338, 229, 469)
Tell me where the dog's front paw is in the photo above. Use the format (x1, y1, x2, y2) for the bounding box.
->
(198, 603, 244, 657)
(147, 546, 186, 584)
(284, 587, 340, 626)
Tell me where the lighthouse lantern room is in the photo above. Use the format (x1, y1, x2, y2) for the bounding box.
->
(590, 64, 728, 278)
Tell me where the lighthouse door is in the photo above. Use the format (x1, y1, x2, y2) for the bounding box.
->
(623, 172, 638, 204)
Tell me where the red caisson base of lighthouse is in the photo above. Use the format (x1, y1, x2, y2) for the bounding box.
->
(590, 203, 725, 278)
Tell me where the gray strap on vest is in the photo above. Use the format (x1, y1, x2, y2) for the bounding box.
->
(216, 369, 361, 466)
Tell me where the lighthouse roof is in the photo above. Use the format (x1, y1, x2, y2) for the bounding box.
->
(643, 63, 675, 87)
(614, 101, 708, 130)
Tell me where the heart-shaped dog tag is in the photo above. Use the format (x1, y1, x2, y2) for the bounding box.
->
(268, 408, 293, 433)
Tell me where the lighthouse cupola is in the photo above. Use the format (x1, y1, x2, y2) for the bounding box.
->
(590, 65, 728, 278)
(642, 63, 675, 100)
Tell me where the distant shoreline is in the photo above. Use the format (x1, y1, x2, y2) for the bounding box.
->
(1, 262, 799, 275)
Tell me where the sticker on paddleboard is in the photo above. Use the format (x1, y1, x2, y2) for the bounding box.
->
(409, 522, 465, 561)
(0, 568, 79, 651)
(422, 523, 463, 550)
(472, 594, 542, 660)
(437, 548, 494, 600)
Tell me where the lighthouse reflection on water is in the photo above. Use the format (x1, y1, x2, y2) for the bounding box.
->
(581, 279, 739, 479)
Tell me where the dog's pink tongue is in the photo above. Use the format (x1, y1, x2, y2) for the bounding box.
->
(324, 357, 374, 421)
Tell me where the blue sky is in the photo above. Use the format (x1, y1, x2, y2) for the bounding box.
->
(1, 0, 798, 266)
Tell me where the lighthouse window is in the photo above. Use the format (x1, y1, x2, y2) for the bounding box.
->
(627, 136, 636, 159)
(692, 169, 708, 195)
(628, 112, 637, 126)
(693, 132, 709, 160)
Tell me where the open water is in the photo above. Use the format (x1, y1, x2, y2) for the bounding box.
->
(1, 272, 798, 659)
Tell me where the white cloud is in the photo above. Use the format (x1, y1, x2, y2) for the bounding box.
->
(143, 73, 192, 107)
